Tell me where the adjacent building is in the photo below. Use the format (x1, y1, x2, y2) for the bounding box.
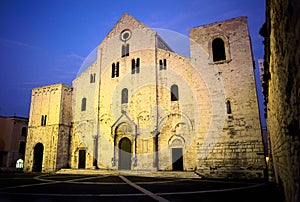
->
(0, 116, 28, 170)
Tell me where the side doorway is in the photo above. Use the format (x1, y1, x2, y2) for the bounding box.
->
(78, 150, 86, 169)
(32, 143, 44, 172)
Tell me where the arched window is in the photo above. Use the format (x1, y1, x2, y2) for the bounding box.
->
(171, 84, 179, 101)
(112, 62, 120, 78)
(212, 38, 226, 62)
(121, 88, 128, 104)
(226, 100, 232, 114)
(131, 59, 135, 74)
(121, 44, 129, 57)
(81, 98, 87, 111)
(131, 58, 140, 74)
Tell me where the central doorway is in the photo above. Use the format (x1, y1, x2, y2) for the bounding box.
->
(172, 148, 183, 171)
(118, 137, 132, 170)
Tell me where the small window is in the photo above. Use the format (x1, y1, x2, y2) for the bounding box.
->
(131, 58, 140, 74)
(81, 98, 87, 111)
(171, 84, 179, 101)
(41, 115, 47, 126)
(159, 59, 167, 70)
(136, 58, 140, 73)
(121, 44, 129, 57)
(131, 59, 136, 74)
(212, 38, 226, 62)
(121, 88, 128, 104)
(112, 62, 120, 78)
(21, 127, 27, 136)
(90, 73, 96, 83)
(226, 100, 232, 114)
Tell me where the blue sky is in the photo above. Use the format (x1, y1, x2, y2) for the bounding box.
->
(0, 0, 266, 126)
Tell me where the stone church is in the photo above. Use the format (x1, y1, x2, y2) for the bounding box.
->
(24, 13, 266, 179)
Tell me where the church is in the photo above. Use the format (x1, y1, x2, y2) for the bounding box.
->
(24, 13, 266, 179)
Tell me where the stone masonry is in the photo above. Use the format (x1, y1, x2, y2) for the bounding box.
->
(24, 13, 266, 180)
(261, 0, 300, 201)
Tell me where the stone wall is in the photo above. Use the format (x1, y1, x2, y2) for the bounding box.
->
(24, 84, 72, 172)
(261, 0, 300, 201)
(190, 16, 266, 179)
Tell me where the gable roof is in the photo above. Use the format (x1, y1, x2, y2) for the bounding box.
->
(103, 13, 150, 42)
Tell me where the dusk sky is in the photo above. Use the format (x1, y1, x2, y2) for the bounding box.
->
(0, 0, 266, 127)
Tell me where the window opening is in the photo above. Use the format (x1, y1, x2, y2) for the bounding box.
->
(121, 88, 128, 104)
(159, 59, 167, 70)
(131, 58, 140, 74)
(41, 115, 47, 126)
(212, 38, 226, 62)
(226, 100, 232, 114)
(112, 62, 120, 78)
(90, 73, 96, 83)
(171, 84, 179, 101)
(81, 98, 87, 111)
(121, 44, 129, 57)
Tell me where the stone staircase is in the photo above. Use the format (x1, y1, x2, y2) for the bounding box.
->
(56, 168, 201, 178)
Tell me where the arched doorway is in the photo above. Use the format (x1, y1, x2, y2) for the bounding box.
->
(118, 137, 132, 170)
(33, 143, 43, 172)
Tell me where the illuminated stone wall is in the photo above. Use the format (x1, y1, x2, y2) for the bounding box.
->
(25, 14, 266, 179)
(24, 84, 72, 172)
(190, 16, 266, 178)
(262, 0, 300, 201)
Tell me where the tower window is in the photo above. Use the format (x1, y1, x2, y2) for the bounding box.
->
(121, 88, 128, 104)
(81, 98, 87, 111)
(112, 62, 120, 78)
(131, 58, 140, 74)
(226, 100, 232, 114)
(159, 59, 167, 70)
(171, 84, 179, 101)
(212, 38, 226, 62)
(90, 73, 96, 83)
(41, 115, 47, 126)
(121, 44, 129, 57)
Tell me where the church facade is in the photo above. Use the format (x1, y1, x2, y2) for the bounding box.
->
(24, 14, 266, 179)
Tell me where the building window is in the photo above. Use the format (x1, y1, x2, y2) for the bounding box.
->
(121, 44, 129, 57)
(159, 59, 167, 70)
(112, 62, 120, 78)
(90, 73, 96, 83)
(212, 38, 226, 62)
(131, 58, 140, 74)
(81, 98, 87, 111)
(171, 84, 179, 101)
(226, 100, 232, 114)
(21, 127, 27, 136)
(19, 141, 26, 155)
(41, 115, 47, 126)
(121, 88, 128, 104)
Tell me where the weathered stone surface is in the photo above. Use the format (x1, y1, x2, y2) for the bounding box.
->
(261, 1, 300, 201)
(24, 14, 265, 180)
